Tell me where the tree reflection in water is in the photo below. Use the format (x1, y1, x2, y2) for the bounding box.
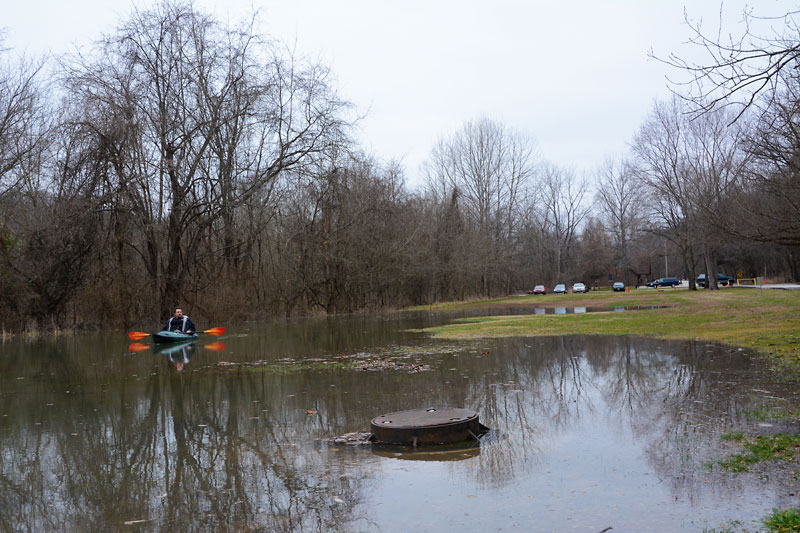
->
(0, 332, 797, 531)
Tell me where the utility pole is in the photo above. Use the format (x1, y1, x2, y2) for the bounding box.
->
(664, 240, 668, 277)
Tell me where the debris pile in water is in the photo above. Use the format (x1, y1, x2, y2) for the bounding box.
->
(325, 432, 375, 446)
(353, 359, 430, 372)
(215, 348, 435, 373)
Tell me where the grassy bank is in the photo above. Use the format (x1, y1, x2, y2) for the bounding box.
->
(414, 287, 800, 370)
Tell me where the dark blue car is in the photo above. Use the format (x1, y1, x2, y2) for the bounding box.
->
(647, 277, 680, 288)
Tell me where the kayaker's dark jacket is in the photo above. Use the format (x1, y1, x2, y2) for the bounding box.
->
(164, 315, 196, 333)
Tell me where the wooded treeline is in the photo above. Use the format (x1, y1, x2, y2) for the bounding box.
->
(1, 2, 799, 330)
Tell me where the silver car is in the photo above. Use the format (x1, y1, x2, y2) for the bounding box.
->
(572, 282, 587, 293)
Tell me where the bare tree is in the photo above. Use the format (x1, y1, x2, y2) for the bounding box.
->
(681, 104, 747, 287)
(596, 156, 645, 285)
(536, 163, 591, 282)
(657, 5, 800, 120)
(632, 97, 747, 289)
(423, 118, 536, 296)
(61, 1, 352, 318)
(577, 217, 615, 287)
(632, 97, 701, 287)
(425, 118, 534, 237)
(719, 74, 800, 247)
(0, 42, 47, 196)
(0, 40, 91, 326)
(655, 5, 800, 250)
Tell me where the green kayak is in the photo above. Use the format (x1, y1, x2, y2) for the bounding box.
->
(152, 330, 198, 344)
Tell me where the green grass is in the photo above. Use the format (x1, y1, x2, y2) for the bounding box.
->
(721, 432, 745, 442)
(704, 509, 800, 532)
(716, 434, 800, 472)
(741, 405, 800, 421)
(764, 508, 800, 532)
(416, 289, 800, 370)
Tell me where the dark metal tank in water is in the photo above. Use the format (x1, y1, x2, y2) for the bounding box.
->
(370, 407, 486, 445)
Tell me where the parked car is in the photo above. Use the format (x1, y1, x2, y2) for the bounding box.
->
(532, 285, 547, 295)
(572, 282, 587, 293)
(647, 277, 681, 288)
(696, 273, 735, 287)
(553, 283, 567, 294)
(612, 282, 625, 291)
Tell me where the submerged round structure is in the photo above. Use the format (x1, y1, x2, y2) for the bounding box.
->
(370, 407, 485, 445)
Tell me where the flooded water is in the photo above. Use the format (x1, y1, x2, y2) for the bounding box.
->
(1, 310, 799, 532)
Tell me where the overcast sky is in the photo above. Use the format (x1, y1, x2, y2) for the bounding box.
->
(4, 1, 796, 189)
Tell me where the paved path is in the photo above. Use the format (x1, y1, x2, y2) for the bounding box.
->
(638, 281, 800, 290)
(734, 283, 800, 290)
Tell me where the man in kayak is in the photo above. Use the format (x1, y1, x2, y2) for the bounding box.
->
(164, 307, 195, 334)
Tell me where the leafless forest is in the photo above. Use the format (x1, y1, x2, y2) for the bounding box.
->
(1, 2, 799, 330)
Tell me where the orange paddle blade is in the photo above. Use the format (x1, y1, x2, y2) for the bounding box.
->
(203, 327, 225, 336)
(128, 331, 151, 340)
(128, 342, 151, 352)
(204, 341, 226, 352)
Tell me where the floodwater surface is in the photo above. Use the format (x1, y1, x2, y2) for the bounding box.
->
(1, 311, 799, 532)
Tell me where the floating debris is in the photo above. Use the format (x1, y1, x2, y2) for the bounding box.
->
(123, 518, 154, 525)
(216, 346, 438, 374)
(355, 360, 430, 372)
(325, 432, 375, 446)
